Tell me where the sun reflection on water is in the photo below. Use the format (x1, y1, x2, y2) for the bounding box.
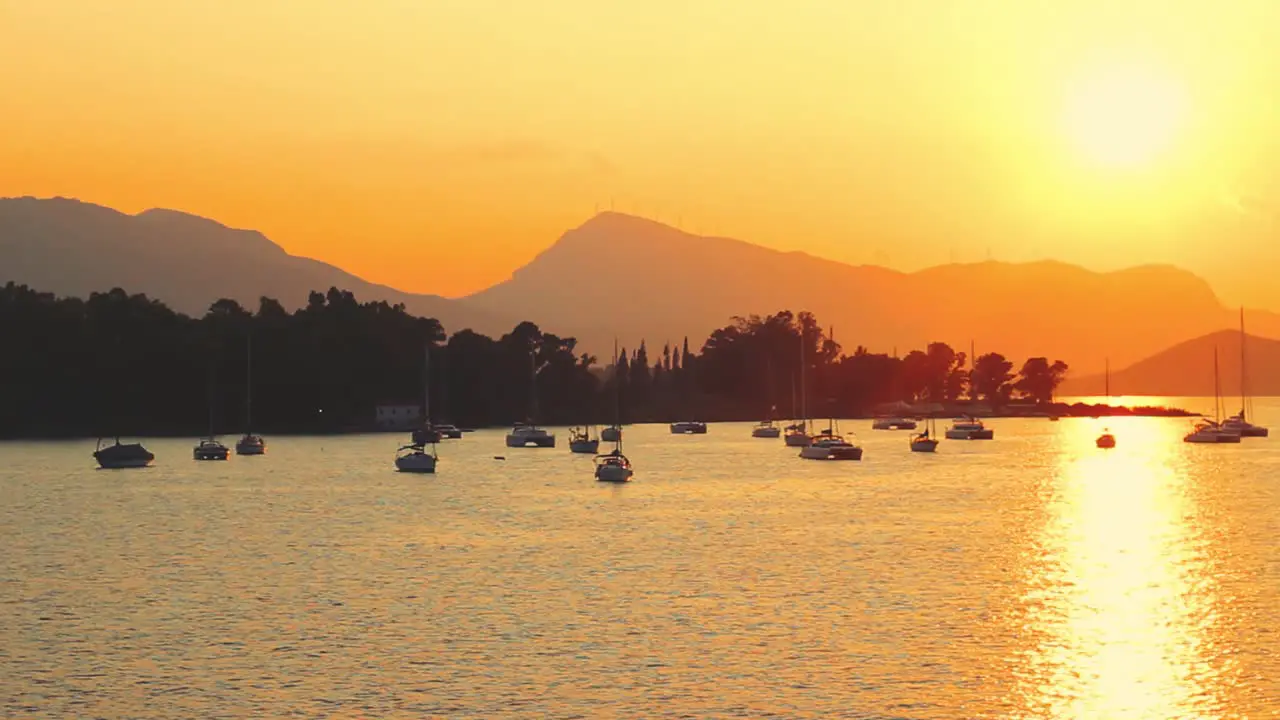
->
(1009, 418, 1232, 718)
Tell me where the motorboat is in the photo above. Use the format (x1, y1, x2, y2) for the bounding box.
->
(601, 425, 622, 442)
(506, 423, 556, 448)
(395, 442, 438, 473)
(1096, 430, 1116, 449)
(1184, 420, 1241, 444)
(670, 421, 707, 434)
(433, 423, 464, 439)
(752, 420, 781, 438)
(946, 417, 993, 440)
(235, 433, 266, 455)
(94, 438, 154, 469)
(799, 428, 863, 461)
(784, 422, 811, 447)
(594, 449, 634, 482)
(193, 437, 230, 461)
(872, 416, 918, 431)
(569, 426, 600, 454)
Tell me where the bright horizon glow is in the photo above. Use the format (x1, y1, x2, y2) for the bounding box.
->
(2, 2, 1280, 306)
(1063, 62, 1188, 170)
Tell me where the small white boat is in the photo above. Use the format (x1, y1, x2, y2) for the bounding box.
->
(235, 434, 266, 455)
(94, 438, 154, 468)
(395, 443, 438, 473)
(594, 449, 633, 482)
(601, 425, 622, 442)
(193, 437, 229, 461)
(784, 422, 811, 447)
(752, 420, 781, 438)
(569, 426, 600, 454)
(945, 417, 993, 440)
(873, 417, 918, 430)
(670, 421, 707, 434)
(507, 423, 556, 448)
(799, 423, 863, 461)
(910, 418, 939, 453)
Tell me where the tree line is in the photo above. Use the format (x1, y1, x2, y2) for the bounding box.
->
(0, 285, 1071, 438)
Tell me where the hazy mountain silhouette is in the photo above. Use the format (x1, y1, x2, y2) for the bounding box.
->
(1060, 329, 1280, 398)
(466, 212, 1280, 373)
(0, 196, 518, 336)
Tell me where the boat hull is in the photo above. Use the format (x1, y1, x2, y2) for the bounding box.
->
(784, 433, 810, 447)
(94, 442, 155, 469)
(946, 429, 994, 440)
(910, 439, 939, 453)
(799, 446, 863, 461)
(413, 428, 443, 444)
(506, 434, 556, 448)
(194, 449, 229, 461)
(873, 419, 918, 430)
(595, 465, 633, 482)
(395, 455, 437, 473)
(569, 439, 600, 454)
(235, 437, 266, 455)
(1096, 435, 1116, 449)
(439, 429, 463, 439)
(670, 422, 707, 434)
(752, 427, 781, 438)
(601, 427, 622, 442)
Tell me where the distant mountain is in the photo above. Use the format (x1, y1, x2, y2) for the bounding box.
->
(0, 196, 521, 337)
(1059, 329, 1280, 398)
(466, 212, 1280, 373)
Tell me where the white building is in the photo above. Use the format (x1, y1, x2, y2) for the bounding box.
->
(375, 404, 422, 430)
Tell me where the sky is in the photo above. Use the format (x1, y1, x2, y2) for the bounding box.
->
(3, 1, 1280, 305)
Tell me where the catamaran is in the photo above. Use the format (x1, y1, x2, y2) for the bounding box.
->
(1184, 346, 1241, 444)
(1223, 308, 1268, 438)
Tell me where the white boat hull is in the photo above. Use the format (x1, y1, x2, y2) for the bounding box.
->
(670, 422, 707, 434)
(506, 434, 556, 448)
(569, 439, 600, 454)
(96, 456, 153, 469)
(784, 433, 811, 447)
(799, 445, 863, 461)
(601, 427, 622, 442)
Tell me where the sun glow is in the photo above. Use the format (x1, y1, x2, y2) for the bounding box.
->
(1063, 62, 1189, 170)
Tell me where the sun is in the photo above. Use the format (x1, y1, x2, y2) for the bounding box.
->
(1063, 62, 1188, 170)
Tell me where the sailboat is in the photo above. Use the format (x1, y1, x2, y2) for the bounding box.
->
(235, 335, 266, 455)
(784, 330, 813, 447)
(799, 417, 863, 460)
(1184, 346, 1242, 444)
(1223, 307, 1268, 438)
(95, 437, 155, 468)
(569, 425, 600, 454)
(752, 359, 782, 438)
(1096, 358, 1116, 449)
(396, 342, 438, 472)
(601, 341, 624, 442)
(595, 340, 634, 482)
(910, 416, 939, 453)
(193, 364, 229, 461)
(506, 349, 556, 448)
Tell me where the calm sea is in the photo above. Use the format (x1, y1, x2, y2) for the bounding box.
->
(4, 399, 1280, 718)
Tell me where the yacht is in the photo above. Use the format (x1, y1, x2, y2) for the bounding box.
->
(752, 419, 781, 438)
(946, 417, 993, 440)
(235, 335, 267, 455)
(94, 438, 154, 469)
(873, 417, 918, 430)
(395, 442, 438, 473)
(670, 421, 707, 434)
(784, 422, 811, 447)
(193, 437, 230, 461)
(910, 418, 939, 453)
(1184, 420, 1241, 444)
(1185, 347, 1242, 445)
(799, 426, 864, 461)
(569, 426, 600, 454)
(507, 422, 556, 448)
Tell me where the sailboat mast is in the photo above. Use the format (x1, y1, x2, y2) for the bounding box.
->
(423, 342, 431, 425)
(799, 327, 808, 432)
(1240, 306, 1248, 418)
(245, 334, 252, 432)
(529, 348, 538, 424)
(1214, 346, 1222, 423)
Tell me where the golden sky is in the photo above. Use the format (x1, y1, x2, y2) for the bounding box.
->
(3, 1, 1279, 305)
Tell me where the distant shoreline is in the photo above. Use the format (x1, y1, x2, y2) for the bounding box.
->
(0, 403, 1199, 442)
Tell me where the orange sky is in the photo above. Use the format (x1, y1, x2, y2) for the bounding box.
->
(3, 1, 1280, 305)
